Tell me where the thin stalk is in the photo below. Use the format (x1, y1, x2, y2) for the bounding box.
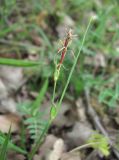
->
(57, 17, 93, 110)
(52, 80, 57, 104)
(70, 142, 101, 153)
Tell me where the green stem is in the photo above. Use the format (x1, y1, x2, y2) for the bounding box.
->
(70, 142, 101, 153)
(57, 17, 93, 110)
(52, 80, 57, 104)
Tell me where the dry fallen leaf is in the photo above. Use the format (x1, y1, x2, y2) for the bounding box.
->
(0, 78, 8, 100)
(61, 152, 81, 160)
(48, 138, 66, 160)
(0, 97, 17, 113)
(33, 154, 41, 160)
(8, 152, 25, 160)
(0, 66, 24, 91)
(38, 134, 58, 159)
(84, 53, 106, 68)
(65, 122, 93, 149)
(0, 113, 21, 133)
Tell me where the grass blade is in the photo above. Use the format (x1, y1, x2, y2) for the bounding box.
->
(0, 58, 41, 67)
(31, 79, 48, 115)
(0, 127, 11, 160)
(0, 133, 27, 155)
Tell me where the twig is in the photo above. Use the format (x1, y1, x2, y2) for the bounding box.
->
(84, 88, 119, 159)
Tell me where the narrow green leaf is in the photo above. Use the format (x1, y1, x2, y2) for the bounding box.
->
(0, 58, 41, 67)
(8, 142, 27, 154)
(0, 127, 11, 160)
(0, 133, 27, 155)
(31, 79, 48, 115)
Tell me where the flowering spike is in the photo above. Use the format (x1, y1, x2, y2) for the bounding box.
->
(57, 29, 75, 70)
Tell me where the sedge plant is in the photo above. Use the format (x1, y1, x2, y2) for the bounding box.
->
(28, 16, 94, 160)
